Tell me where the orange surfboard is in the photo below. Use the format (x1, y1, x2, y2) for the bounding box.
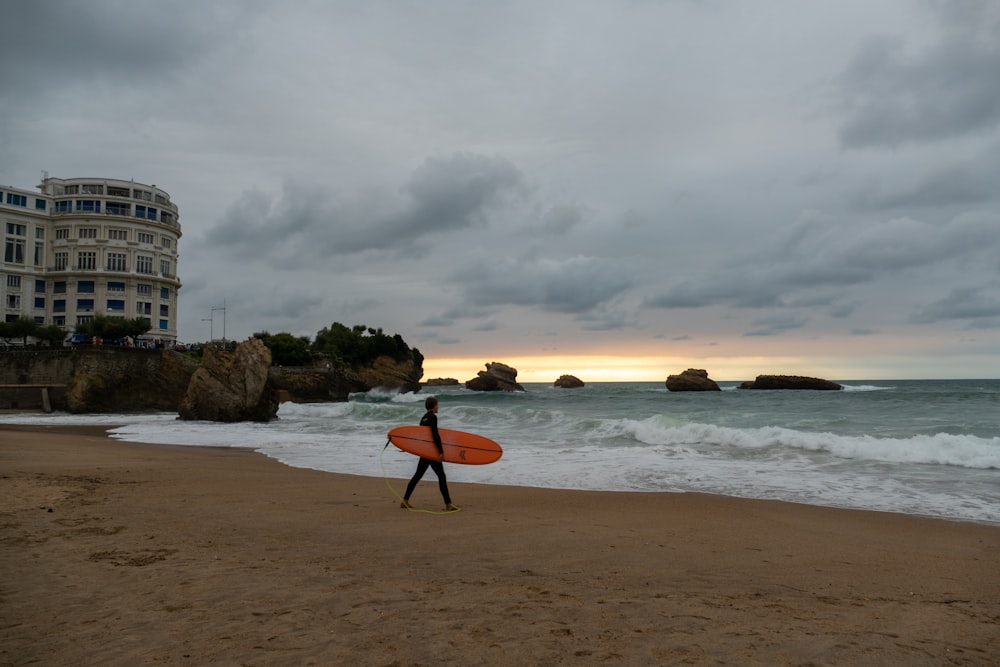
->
(387, 425, 503, 465)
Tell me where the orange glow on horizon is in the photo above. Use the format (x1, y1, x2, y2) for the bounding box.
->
(420, 354, 851, 383)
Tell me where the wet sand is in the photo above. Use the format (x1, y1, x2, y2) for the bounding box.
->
(1, 425, 997, 665)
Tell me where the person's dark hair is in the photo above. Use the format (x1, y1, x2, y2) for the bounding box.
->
(424, 396, 438, 410)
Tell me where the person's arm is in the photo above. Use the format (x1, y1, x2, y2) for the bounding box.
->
(427, 412, 444, 457)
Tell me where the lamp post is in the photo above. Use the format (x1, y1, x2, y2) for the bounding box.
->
(211, 299, 227, 347)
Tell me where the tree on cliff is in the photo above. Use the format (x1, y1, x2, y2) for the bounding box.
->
(75, 314, 151, 341)
(252, 331, 312, 366)
(311, 322, 423, 369)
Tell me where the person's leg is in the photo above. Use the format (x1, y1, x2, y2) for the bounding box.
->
(403, 458, 431, 506)
(428, 459, 453, 507)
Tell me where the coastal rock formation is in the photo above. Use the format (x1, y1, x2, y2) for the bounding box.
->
(665, 368, 721, 392)
(64, 348, 197, 413)
(739, 375, 843, 391)
(268, 366, 364, 403)
(554, 374, 585, 388)
(351, 354, 423, 393)
(465, 362, 525, 392)
(423, 378, 459, 387)
(178, 338, 279, 422)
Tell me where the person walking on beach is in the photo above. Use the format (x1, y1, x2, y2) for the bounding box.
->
(401, 396, 458, 511)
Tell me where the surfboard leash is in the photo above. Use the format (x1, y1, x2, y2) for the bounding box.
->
(380, 440, 462, 515)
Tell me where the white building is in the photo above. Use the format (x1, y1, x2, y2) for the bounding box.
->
(0, 175, 181, 342)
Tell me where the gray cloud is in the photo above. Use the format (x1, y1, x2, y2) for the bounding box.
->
(203, 152, 526, 263)
(835, 2, 1000, 148)
(910, 286, 1000, 325)
(451, 255, 638, 315)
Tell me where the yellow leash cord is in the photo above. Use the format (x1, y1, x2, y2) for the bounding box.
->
(381, 441, 461, 515)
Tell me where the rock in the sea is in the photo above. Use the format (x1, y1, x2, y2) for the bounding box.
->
(423, 378, 459, 387)
(665, 368, 721, 392)
(465, 362, 525, 392)
(554, 374, 585, 388)
(739, 375, 843, 390)
(178, 337, 280, 422)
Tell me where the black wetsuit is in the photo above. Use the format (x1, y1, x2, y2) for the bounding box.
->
(403, 410, 452, 505)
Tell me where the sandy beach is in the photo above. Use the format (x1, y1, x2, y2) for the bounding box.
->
(1, 425, 997, 666)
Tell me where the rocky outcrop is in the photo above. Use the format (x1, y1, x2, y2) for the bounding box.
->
(665, 368, 721, 392)
(64, 348, 197, 413)
(352, 354, 423, 393)
(178, 338, 279, 422)
(739, 375, 843, 390)
(268, 366, 364, 403)
(465, 362, 525, 392)
(423, 378, 459, 387)
(554, 374, 584, 388)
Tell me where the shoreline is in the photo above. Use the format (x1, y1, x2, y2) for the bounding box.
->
(2, 424, 998, 664)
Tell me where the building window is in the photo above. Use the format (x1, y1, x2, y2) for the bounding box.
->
(137, 255, 153, 274)
(106, 252, 127, 271)
(33, 244, 44, 267)
(106, 202, 130, 217)
(55, 201, 72, 213)
(54, 282, 66, 294)
(108, 186, 129, 197)
(77, 251, 97, 270)
(6, 275, 20, 288)
(138, 232, 154, 244)
(55, 228, 70, 239)
(136, 301, 151, 315)
(161, 237, 172, 249)
(54, 252, 68, 271)
(135, 205, 157, 220)
(6, 223, 26, 236)
(106, 299, 126, 313)
(35, 227, 44, 239)
(79, 227, 98, 239)
(134, 189, 152, 201)
(160, 260, 172, 277)
(53, 300, 66, 313)
(34, 297, 45, 309)
(107, 281, 126, 292)
(76, 299, 95, 312)
(53, 316, 65, 326)
(6, 295, 20, 309)
(159, 319, 168, 330)
(108, 228, 128, 240)
(77, 281, 95, 293)
(76, 200, 101, 213)
(4, 238, 25, 264)
(35, 280, 45, 292)
(82, 184, 104, 195)
(64, 185, 79, 195)
(160, 287, 170, 299)
(160, 304, 169, 317)
(35, 198, 46, 210)
(5, 193, 27, 206)
(161, 212, 174, 225)
(137, 283, 152, 295)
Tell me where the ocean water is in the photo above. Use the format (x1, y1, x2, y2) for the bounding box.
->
(2, 380, 998, 525)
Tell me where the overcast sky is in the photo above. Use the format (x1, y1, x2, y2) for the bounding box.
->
(2, 0, 999, 381)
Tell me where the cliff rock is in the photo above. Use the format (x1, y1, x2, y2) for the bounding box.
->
(351, 354, 423, 393)
(739, 375, 843, 390)
(268, 366, 365, 403)
(178, 338, 279, 422)
(465, 362, 525, 392)
(554, 374, 585, 388)
(423, 378, 459, 387)
(65, 349, 197, 413)
(665, 368, 721, 392)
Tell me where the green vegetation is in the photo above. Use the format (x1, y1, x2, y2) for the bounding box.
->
(252, 331, 312, 367)
(255, 322, 422, 369)
(74, 314, 152, 341)
(0, 316, 68, 347)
